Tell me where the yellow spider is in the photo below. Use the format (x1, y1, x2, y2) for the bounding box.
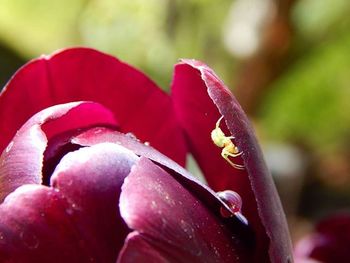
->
(211, 116, 244, 170)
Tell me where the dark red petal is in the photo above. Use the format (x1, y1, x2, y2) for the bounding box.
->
(171, 60, 292, 262)
(72, 127, 253, 238)
(118, 233, 170, 263)
(0, 101, 116, 202)
(119, 157, 252, 262)
(51, 143, 139, 261)
(0, 185, 95, 262)
(294, 213, 350, 263)
(0, 143, 138, 262)
(0, 48, 186, 165)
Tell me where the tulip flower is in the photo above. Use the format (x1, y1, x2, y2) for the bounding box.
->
(0, 48, 292, 262)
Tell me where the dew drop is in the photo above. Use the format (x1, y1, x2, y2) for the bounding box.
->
(217, 190, 242, 218)
(20, 231, 39, 249)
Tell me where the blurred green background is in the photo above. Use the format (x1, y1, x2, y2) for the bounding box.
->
(0, 0, 349, 242)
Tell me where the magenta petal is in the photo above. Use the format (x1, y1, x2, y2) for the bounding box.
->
(0, 101, 116, 202)
(171, 60, 292, 262)
(0, 48, 187, 165)
(119, 157, 252, 262)
(0, 185, 95, 262)
(50, 143, 139, 261)
(0, 143, 138, 262)
(118, 232, 170, 263)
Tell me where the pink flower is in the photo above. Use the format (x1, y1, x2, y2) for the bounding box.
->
(0, 48, 292, 262)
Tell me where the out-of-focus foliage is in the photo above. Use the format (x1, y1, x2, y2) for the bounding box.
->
(260, 33, 350, 152)
(260, 0, 350, 153)
(79, 0, 233, 87)
(0, 0, 84, 57)
(258, 0, 350, 225)
(293, 0, 350, 38)
(80, 0, 174, 87)
(0, 0, 233, 88)
(0, 43, 25, 88)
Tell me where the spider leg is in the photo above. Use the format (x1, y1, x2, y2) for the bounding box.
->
(216, 116, 224, 128)
(226, 151, 242, 158)
(221, 148, 245, 170)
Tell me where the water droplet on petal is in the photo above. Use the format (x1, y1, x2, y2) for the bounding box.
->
(217, 190, 242, 218)
(20, 231, 39, 249)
